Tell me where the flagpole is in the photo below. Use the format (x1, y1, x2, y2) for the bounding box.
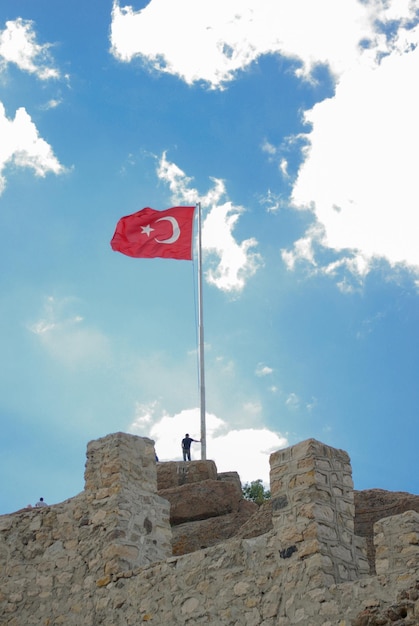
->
(197, 202, 206, 460)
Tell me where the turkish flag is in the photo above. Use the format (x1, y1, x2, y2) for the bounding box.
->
(110, 206, 196, 260)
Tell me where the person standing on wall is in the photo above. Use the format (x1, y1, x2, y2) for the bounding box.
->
(181, 434, 200, 461)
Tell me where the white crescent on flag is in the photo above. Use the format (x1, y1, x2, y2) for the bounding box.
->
(111, 205, 194, 260)
(154, 216, 180, 244)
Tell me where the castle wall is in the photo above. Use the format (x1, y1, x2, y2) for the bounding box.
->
(1, 434, 419, 625)
(269, 438, 369, 588)
(0, 433, 171, 624)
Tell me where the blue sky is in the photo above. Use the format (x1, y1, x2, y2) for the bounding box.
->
(1, 0, 419, 514)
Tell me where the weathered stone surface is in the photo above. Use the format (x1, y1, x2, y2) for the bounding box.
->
(352, 579, 419, 625)
(158, 479, 241, 525)
(217, 471, 243, 499)
(84, 431, 157, 497)
(172, 499, 257, 554)
(2, 434, 419, 626)
(269, 438, 364, 589)
(0, 431, 172, 619)
(374, 509, 419, 577)
(236, 499, 273, 539)
(354, 488, 419, 573)
(157, 460, 218, 490)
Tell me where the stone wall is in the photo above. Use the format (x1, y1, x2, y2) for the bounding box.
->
(354, 488, 419, 573)
(0, 433, 171, 624)
(154, 456, 257, 556)
(1, 434, 419, 625)
(269, 439, 369, 588)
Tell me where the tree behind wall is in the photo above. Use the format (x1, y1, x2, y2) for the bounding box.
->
(242, 479, 271, 506)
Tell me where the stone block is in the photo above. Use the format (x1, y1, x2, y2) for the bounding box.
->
(4, 434, 419, 625)
(157, 460, 218, 489)
(84, 432, 157, 495)
(172, 499, 257, 555)
(159, 479, 241, 525)
(217, 471, 243, 499)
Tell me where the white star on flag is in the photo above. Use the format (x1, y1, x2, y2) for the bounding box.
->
(141, 224, 154, 237)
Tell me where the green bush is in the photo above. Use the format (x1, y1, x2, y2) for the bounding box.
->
(242, 479, 271, 506)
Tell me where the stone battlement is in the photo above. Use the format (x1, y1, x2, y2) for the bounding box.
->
(1, 433, 419, 625)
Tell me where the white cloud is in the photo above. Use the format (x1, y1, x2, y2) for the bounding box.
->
(281, 11, 419, 281)
(0, 18, 60, 80)
(129, 406, 288, 485)
(28, 296, 110, 368)
(289, 33, 419, 274)
(157, 153, 263, 292)
(285, 392, 300, 409)
(156, 153, 199, 205)
(255, 363, 273, 377)
(279, 159, 289, 178)
(0, 20, 66, 193)
(242, 401, 262, 416)
(110, 1, 419, 283)
(110, 0, 372, 88)
(281, 224, 320, 271)
(0, 103, 65, 194)
(281, 228, 372, 292)
(261, 140, 277, 157)
(203, 201, 262, 292)
(306, 397, 317, 411)
(40, 98, 62, 111)
(258, 189, 284, 214)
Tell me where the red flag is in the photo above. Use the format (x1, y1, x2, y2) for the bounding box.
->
(110, 206, 196, 260)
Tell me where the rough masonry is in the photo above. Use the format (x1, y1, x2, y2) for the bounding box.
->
(1, 432, 419, 625)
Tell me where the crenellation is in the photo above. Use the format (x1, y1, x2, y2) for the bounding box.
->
(269, 438, 366, 595)
(375, 510, 419, 578)
(1, 434, 419, 624)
